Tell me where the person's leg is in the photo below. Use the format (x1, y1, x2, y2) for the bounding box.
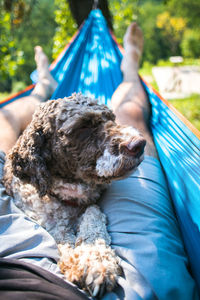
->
(0, 46, 57, 154)
(111, 23, 157, 158)
(101, 23, 198, 300)
(31, 46, 58, 101)
(0, 46, 76, 292)
(0, 151, 89, 299)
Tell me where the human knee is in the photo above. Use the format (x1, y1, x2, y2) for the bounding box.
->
(0, 108, 20, 132)
(116, 100, 146, 125)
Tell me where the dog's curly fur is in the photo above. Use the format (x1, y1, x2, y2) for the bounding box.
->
(4, 93, 145, 297)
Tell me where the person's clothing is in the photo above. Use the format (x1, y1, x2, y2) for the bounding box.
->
(0, 151, 198, 299)
(0, 151, 88, 299)
(0, 151, 63, 278)
(100, 156, 198, 300)
(0, 258, 89, 300)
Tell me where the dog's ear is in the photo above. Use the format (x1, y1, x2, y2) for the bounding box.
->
(9, 100, 59, 197)
(59, 109, 115, 136)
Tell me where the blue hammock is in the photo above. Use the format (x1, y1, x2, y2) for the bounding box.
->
(1, 9, 200, 292)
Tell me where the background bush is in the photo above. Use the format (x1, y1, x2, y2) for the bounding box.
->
(0, 0, 199, 88)
(181, 29, 200, 58)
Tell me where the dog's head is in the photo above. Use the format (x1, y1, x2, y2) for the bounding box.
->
(6, 94, 146, 198)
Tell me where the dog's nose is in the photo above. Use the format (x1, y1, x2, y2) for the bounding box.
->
(120, 138, 146, 157)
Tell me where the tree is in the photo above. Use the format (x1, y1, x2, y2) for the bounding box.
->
(110, 0, 137, 45)
(137, 1, 167, 63)
(156, 11, 186, 55)
(53, 0, 114, 59)
(14, 0, 56, 84)
(167, 0, 200, 29)
(53, 0, 77, 59)
(0, 0, 56, 87)
(0, 2, 24, 91)
(52, 0, 184, 64)
(181, 29, 200, 58)
(68, 0, 113, 30)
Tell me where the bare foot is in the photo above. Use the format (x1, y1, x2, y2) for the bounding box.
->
(111, 22, 158, 158)
(112, 23, 145, 111)
(121, 22, 144, 81)
(32, 46, 58, 100)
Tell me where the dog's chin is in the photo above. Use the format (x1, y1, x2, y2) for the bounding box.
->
(92, 154, 144, 183)
(112, 155, 144, 181)
(113, 167, 137, 181)
(112, 166, 137, 181)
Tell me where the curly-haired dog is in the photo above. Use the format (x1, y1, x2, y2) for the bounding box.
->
(4, 93, 146, 297)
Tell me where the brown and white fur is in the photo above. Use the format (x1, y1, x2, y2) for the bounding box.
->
(4, 93, 146, 297)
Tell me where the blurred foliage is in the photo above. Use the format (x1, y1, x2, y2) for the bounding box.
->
(0, 0, 56, 88)
(139, 61, 200, 131)
(12, 80, 26, 92)
(108, 0, 188, 63)
(0, 92, 9, 100)
(0, 0, 200, 90)
(14, 0, 56, 85)
(170, 94, 200, 131)
(167, 0, 200, 29)
(109, 0, 138, 44)
(13, 0, 35, 25)
(0, 5, 24, 91)
(0, 0, 199, 131)
(3, 0, 36, 25)
(137, 1, 167, 64)
(156, 11, 186, 55)
(181, 29, 200, 58)
(53, 0, 77, 59)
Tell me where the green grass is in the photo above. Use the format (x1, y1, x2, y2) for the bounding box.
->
(139, 62, 159, 90)
(139, 60, 200, 132)
(0, 92, 9, 101)
(170, 94, 200, 131)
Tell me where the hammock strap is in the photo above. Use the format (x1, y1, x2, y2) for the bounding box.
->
(93, 0, 99, 10)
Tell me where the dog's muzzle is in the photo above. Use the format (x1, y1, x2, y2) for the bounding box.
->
(119, 137, 146, 157)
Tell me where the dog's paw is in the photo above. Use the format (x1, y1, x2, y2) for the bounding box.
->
(58, 240, 121, 297)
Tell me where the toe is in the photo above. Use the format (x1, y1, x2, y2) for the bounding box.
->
(124, 22, 143, 52)
(34, 45, 43, 53)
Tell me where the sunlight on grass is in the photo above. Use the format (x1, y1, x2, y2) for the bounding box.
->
(139, 62, 159, 90)
(0, 92, 9, 101)
(139, 61, 200, 132)
(170, 94, 200, 131)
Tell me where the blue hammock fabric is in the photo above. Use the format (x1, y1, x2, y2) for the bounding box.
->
(145, 83, 200, 289)
(1, 8, 200, 294)
(31, 9, 123, 107)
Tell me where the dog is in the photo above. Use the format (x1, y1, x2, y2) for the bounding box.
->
(4, 93, 146, 297)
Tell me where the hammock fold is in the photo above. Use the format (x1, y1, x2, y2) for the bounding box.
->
(1, 9, 200, 292)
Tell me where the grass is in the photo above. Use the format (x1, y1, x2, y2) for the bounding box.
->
(0, 92, 9, 101)
(139, 60, 200, 132)
(170, 94, 200, 131)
